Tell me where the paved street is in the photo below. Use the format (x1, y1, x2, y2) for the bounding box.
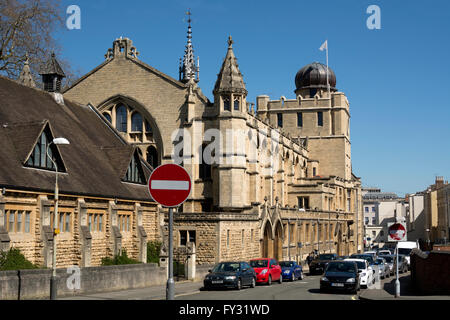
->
(61, 271, 391, 300)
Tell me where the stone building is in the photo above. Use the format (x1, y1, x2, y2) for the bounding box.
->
(424, 177, 450, 243)
(62, 20, 364, 264)
(0, 54, 159, 268)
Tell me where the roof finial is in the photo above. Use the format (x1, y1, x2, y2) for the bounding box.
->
(228, 35, 233, 48)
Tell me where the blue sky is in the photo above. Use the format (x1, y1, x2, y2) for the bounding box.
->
(57, 0, 450, 196)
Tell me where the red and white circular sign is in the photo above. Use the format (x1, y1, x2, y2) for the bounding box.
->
(148, 164, 191, 208)
(388, 223, 406, 241)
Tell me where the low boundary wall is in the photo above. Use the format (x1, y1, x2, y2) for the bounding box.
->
(410, 249, 450, 295)
(0, 263, 167, 300)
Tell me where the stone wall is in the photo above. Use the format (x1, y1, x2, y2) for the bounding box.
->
(0, 263, 166, 300)
(410, 249, 450, 295)
(1, 190, 159, 268)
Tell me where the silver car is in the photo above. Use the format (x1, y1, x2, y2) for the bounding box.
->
(374, 257, 390, 279)
(381, 255, 395, 276)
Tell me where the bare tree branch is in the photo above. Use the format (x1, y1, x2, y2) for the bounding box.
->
(0, 0, 78, 86)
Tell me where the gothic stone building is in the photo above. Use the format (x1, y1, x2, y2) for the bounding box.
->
(62, 29, 364, 264)
(0, 59, 159, 268)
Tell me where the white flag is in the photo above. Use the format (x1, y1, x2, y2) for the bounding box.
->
(319, 40, 328, 51)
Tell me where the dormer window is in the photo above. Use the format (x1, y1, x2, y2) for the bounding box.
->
(25, 126, 65, 172)
(124, 151, 145, 184)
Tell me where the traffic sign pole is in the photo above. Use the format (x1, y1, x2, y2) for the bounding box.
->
(167, 207, 175, 300)
(148, 164, 192, 301)
(395, 242, 400, 298)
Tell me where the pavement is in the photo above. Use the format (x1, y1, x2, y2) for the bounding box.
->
(359, 272, 450, 300)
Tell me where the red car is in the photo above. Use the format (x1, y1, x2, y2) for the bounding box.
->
(249, 258, 282, 285)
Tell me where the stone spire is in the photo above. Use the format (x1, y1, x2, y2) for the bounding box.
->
(213, 36, 247, 96)
(18, 55, 36, 88)
(179, 10, 199, 83)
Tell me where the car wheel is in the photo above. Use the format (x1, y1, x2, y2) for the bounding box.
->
(250, 277, 256, 288)
(299, 272, 304, 280)
(236, 279, 242, 290)
(267, 275, 272, 286)
(291, 273, 295, 282)
(372, 276, 376, 285)
(279, 274, 283, 284)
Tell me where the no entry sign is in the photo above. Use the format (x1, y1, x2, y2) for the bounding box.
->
(148, 164, 191, 207)
(387, 222, 407, 242)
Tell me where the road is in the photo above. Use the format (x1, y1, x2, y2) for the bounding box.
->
(62, 270, 395, 300)
(177, 274, 359, 300)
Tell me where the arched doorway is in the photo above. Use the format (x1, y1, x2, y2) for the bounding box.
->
(274, 221, 283, 261)
(262, 222, 273, 258)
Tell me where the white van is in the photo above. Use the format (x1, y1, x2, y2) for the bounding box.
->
(395, 241, 419, 269)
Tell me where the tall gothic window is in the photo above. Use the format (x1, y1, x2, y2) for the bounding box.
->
(199, 144, 211, 180)
(317, 111, 323, 127)
(234, 96, 240, 110)
(147, 146, 158, 168)
(223, 97, 230, 111)
(131, 112, 143, 132)
(297, 112, 303, 127)
(116, 105, 127, 132)
(277, 113, 283, 128)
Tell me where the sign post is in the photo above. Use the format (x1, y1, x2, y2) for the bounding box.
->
(148, 164, 191, 300)
(387, 222, 407, 298)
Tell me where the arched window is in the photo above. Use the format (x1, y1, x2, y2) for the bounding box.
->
(116, 105, 127, 132)
(131, 112, 143, 132)
(145, 121, 153, 134)
(103, 113, 111, 123)
(234, 96, 240, 110)
(223, 96, 230, 111)
(146, 146, 158, 168)
(199, 144, 211, 180)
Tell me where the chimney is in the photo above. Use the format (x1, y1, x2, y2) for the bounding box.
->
(39, 53, 66, 93)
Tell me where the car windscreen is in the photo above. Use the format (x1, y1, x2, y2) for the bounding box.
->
(318, 254, 335, 260)
(398, 248, 412, 255)
(326, 262, 356, 274)
(352, 255, 374, 264)
(212, 262, 240, 273)
(279, 261, 294, 267)
(250, 260, 268, 268)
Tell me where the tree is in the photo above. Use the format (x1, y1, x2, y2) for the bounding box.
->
(0, 0, 78, 87)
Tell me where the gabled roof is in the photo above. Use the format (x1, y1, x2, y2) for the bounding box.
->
(0, 75, 152, 201)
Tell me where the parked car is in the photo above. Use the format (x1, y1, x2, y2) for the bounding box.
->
(280, 261, 304, 281)
(350, 254, 375, 266)
(363, 251, 378, 260)
(203, 261, 256, 290)
(381, 255, 395, 276)
(377, 249, 392, 256)
(337, 255, 350, 260)
(250, 258, 282, 285)
(374, 257, 390, 279)
(320, 261, 360, 294)
(395, 254, 409, 274)
(344, 258, 375, 288)
(309, 253, 338, 275)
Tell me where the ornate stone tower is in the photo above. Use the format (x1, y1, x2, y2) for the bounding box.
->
(213, 36, 249, 210)
(179, 10, 199, 83)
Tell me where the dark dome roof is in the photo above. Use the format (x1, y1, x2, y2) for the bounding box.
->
(295, 62, 336, 92)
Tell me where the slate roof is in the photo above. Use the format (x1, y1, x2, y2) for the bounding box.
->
(39, 53, 66, 77)
(0, 75, 152, 201)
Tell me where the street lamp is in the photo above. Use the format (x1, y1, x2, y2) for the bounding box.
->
(47, 137, 70, 300)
